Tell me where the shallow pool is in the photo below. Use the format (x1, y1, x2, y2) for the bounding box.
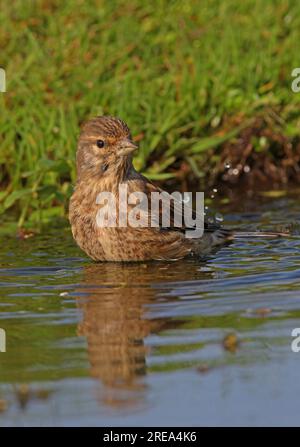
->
(0, 195, 300, 426)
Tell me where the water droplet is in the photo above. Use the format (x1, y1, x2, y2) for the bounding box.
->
(224, 162, 231, 169)
(205, 206, 208, 210)
(210, 194, 215, 199)
(213, 188, 218, 193)
(232, 168, 239, 176)
(244, 165, 251, 173)
(215, 213, 223, 223)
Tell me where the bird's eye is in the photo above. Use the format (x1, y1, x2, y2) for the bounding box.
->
(96, 139, 105, 148)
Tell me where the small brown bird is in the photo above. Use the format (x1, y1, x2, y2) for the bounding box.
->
(69, 115, 234, 262)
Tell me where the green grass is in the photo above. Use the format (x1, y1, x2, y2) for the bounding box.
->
(1, 0, 300, 226)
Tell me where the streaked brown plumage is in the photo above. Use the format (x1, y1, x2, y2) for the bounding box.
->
(69, 116, 232, 262)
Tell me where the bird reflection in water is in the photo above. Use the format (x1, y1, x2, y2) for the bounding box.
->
(76, 261, 210, 409)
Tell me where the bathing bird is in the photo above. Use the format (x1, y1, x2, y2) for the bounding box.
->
(69, 116, 283, 262)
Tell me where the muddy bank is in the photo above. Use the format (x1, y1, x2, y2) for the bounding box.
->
(164, 113, 300, 194)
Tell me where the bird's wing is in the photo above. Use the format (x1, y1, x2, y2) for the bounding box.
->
(125, 173, 218, 234)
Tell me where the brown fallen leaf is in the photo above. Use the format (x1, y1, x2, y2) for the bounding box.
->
(197, 363, 210, 374)
(223, 332, 239, 353)
(255, 308, 272, 317)
(17, 229, 36, 240)
(0, 399, 8, 412)
(15, 383, 31, 409)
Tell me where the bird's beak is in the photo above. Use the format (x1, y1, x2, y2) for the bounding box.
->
(118, 139, 138, 156)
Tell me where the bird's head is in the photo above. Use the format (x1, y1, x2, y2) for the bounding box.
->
(76, 116, 138, 180)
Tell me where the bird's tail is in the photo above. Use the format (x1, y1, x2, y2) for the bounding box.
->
(191, 227, 289, 257)
(191, 228, 233, 256)
(210, 228, 235, 245)
(207, 228, 290, 246)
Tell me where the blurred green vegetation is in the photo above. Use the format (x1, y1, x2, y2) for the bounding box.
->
(0, 0, 300, 226)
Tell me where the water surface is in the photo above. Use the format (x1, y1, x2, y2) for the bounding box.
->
(0, 195, 300, 426)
